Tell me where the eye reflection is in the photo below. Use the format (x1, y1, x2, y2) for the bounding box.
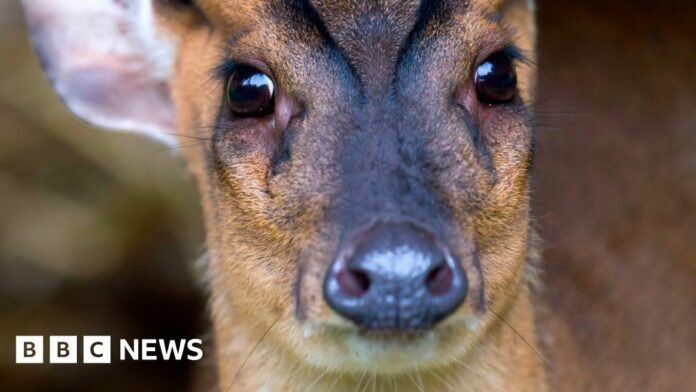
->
(474, 52, 517, 105)
(226, 65, 275, 117)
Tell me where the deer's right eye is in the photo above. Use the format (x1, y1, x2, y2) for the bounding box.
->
(226, 65, 275, 117)
(474, 51, 517, 105)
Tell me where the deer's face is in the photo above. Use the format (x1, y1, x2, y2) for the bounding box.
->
(23, 0, 536, 375)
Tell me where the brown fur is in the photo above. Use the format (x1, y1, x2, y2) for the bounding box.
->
(170, 0, 544, 390)
(21, 0, 694, 390)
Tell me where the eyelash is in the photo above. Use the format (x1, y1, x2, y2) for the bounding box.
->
(503, 46, 533, 69)
(210, 59, 240, 82)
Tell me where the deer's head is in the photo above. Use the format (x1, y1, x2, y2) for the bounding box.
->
(23, 0, 537, 378)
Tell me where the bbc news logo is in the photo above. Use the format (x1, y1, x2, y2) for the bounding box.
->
(16, 336, 203, 364)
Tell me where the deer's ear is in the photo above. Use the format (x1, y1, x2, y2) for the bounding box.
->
(21, 0, 180, 144)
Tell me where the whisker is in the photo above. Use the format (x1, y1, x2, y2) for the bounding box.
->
(160, 141, 208, 153)
(286, 361, 303, 392)
(354, 371, 367, 392)
(327, 368, 343, 391)
(440, 367, 461, 389)
(307, 365, 331, 391)
(150, 131, 212, 141)
(429, 369, 457, 390)
(223, 315, 282, 392)
(360, 373, 371, 392)
(416, 369, 425, 392)
(454, 357, 489, 381)
(490, 308, 561, 382)
(406, 369, 424, 392)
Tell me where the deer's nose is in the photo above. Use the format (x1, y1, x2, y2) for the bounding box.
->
(323, 222, 467, 330)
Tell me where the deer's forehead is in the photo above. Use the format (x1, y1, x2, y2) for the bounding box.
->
(195, 0, 425, 20)
(194, 0, 502, 39)
(193, 0, 506, 85)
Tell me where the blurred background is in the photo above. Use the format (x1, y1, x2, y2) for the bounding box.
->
(0, 1, 206, 390)
(0, 0, 694, 391)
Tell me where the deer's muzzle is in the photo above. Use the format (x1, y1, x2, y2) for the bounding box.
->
(323, 220, 468, 330)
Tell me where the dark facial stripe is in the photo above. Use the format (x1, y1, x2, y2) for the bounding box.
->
(413, 0, 459, 35)
(265, 0, 332, 42)
(293, 258, 307, 321)
(263, 0, 360, 84)
(263, 0, 468, 97)
(396, 0, 467, 67)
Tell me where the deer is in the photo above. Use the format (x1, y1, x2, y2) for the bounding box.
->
(19, 0, 694, 391)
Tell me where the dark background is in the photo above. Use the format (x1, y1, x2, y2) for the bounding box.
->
(1, 0, 694, 390)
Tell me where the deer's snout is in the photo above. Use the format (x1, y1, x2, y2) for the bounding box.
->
(323, 221, 468, 330)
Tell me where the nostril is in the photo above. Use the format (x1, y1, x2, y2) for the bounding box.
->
(325, 221, 469, 330)
(337, 268, 371, 297)
(425, 261, 453, 296)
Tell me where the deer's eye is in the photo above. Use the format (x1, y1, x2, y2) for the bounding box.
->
(226, 65, 275, 117)
(474, 52, 517, 105)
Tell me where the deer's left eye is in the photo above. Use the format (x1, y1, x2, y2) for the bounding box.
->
(474, 52, 517, 105)
(226, 65, 275, 117)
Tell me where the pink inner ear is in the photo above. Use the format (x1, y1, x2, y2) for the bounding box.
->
(60, 65, 175, 141)
(22, 0, 178, 145)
